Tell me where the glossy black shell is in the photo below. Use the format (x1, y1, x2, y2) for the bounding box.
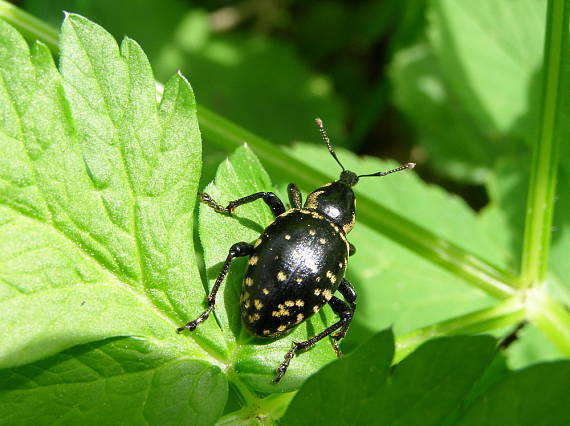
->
(240, 208, 349, 338)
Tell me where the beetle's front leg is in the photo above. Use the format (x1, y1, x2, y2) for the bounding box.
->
(200, 192, 286, 218)
(177, 242, 253, 333)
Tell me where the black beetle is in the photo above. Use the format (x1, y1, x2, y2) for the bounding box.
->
(178, 118, 414, 382)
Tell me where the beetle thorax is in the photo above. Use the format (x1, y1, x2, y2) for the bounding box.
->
(304, 181, 356, 233)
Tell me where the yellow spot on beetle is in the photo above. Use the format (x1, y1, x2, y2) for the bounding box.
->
(263, 329, 271, 335)
(295, 299, 304, 307)
(285, 300, 295, 307)
(248, 256, 258, 266)
(277, 325, 287, 332)
(296, 278, 303, 284)
(244, 300, 250, 309)
(245, 277, 253, 287)
(313, 305, 320, 313)
(326, 270, 333, 279)
(319, 238, 326, 244)
(309, 229, 316, 236)
(254, 299, 264, 310)
(330, 275, 337, 284)
(296, 313, 304, 323)
(262, 288, 270, 295)
(323, 289, 332, 301)
(316, 277, 321, 282)
(314, 288, 321, 296)
(285, 234, 291, 240)
(277, 271, 287, 281)
(254, 239, 262, 248)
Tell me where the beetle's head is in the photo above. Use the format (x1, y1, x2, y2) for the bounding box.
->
(304, 118, 415, 234)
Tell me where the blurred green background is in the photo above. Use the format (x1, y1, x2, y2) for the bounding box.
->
(14, 0, 446, 199)
(13, 0, 545, 212)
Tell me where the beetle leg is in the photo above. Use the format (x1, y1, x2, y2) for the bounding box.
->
(177, 242, 253, 333)
(274, 294, 355, 383)
(331, 279, 357, 347)
(287, 183, 303, 209)
(200, 192, 286, 218)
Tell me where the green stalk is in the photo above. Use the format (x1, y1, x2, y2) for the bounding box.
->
(527, 288, 570, 355)
(520, 0, 568, 286)
(0, 0, 58, 53)
(394, 298, 526, 363)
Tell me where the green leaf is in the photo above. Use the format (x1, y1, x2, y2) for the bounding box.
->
(0, 14, 228, 422)
(390, 41, 515, 183)
(0, 337, 227, 426)
(391, 0, 546, 182)
(456, 361, 570, 426)
(429, 0, 545, 140)
(198, 145, 338, 393)
(282, 332, 497, 425)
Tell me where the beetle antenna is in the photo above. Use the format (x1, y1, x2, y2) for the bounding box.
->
(358, 162, 415, 178)
(315, 117, 345, 171)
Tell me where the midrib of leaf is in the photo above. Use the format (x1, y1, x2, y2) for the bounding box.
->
(71, 25, 149, 308)
(520, 0, 567, 286)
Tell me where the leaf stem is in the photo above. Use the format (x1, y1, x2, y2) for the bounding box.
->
(0, 0, 58, 53)
(520, 0, 568, 286)
(394, 297, 526, 363)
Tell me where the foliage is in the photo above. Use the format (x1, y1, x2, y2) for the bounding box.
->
(0, 0, 570, 424)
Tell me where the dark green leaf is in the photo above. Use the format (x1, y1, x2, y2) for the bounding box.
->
(282, 333, 497, 425)
(456, 361, 570, 426)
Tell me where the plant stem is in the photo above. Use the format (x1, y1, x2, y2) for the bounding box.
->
(0, 0, 58, 53)
(520, 0, 568, 286)
(527, 288, 570, 355)
(394, 297, 526, 363)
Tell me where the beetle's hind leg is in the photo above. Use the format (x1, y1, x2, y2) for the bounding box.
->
(330, 279, 357, 356)
(177, 242, 253, 333)
(200, 191, 286, 218)
(274, 288, 356, 383)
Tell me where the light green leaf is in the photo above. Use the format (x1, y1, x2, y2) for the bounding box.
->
(0, 14, 228, 422)
(390, 41, 516, 183)
(429, 0, 545, 139)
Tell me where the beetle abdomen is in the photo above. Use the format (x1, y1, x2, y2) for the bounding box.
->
(240, 209, 349, 337)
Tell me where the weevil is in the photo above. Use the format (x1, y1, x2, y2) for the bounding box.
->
(177, 118, 415, 382)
